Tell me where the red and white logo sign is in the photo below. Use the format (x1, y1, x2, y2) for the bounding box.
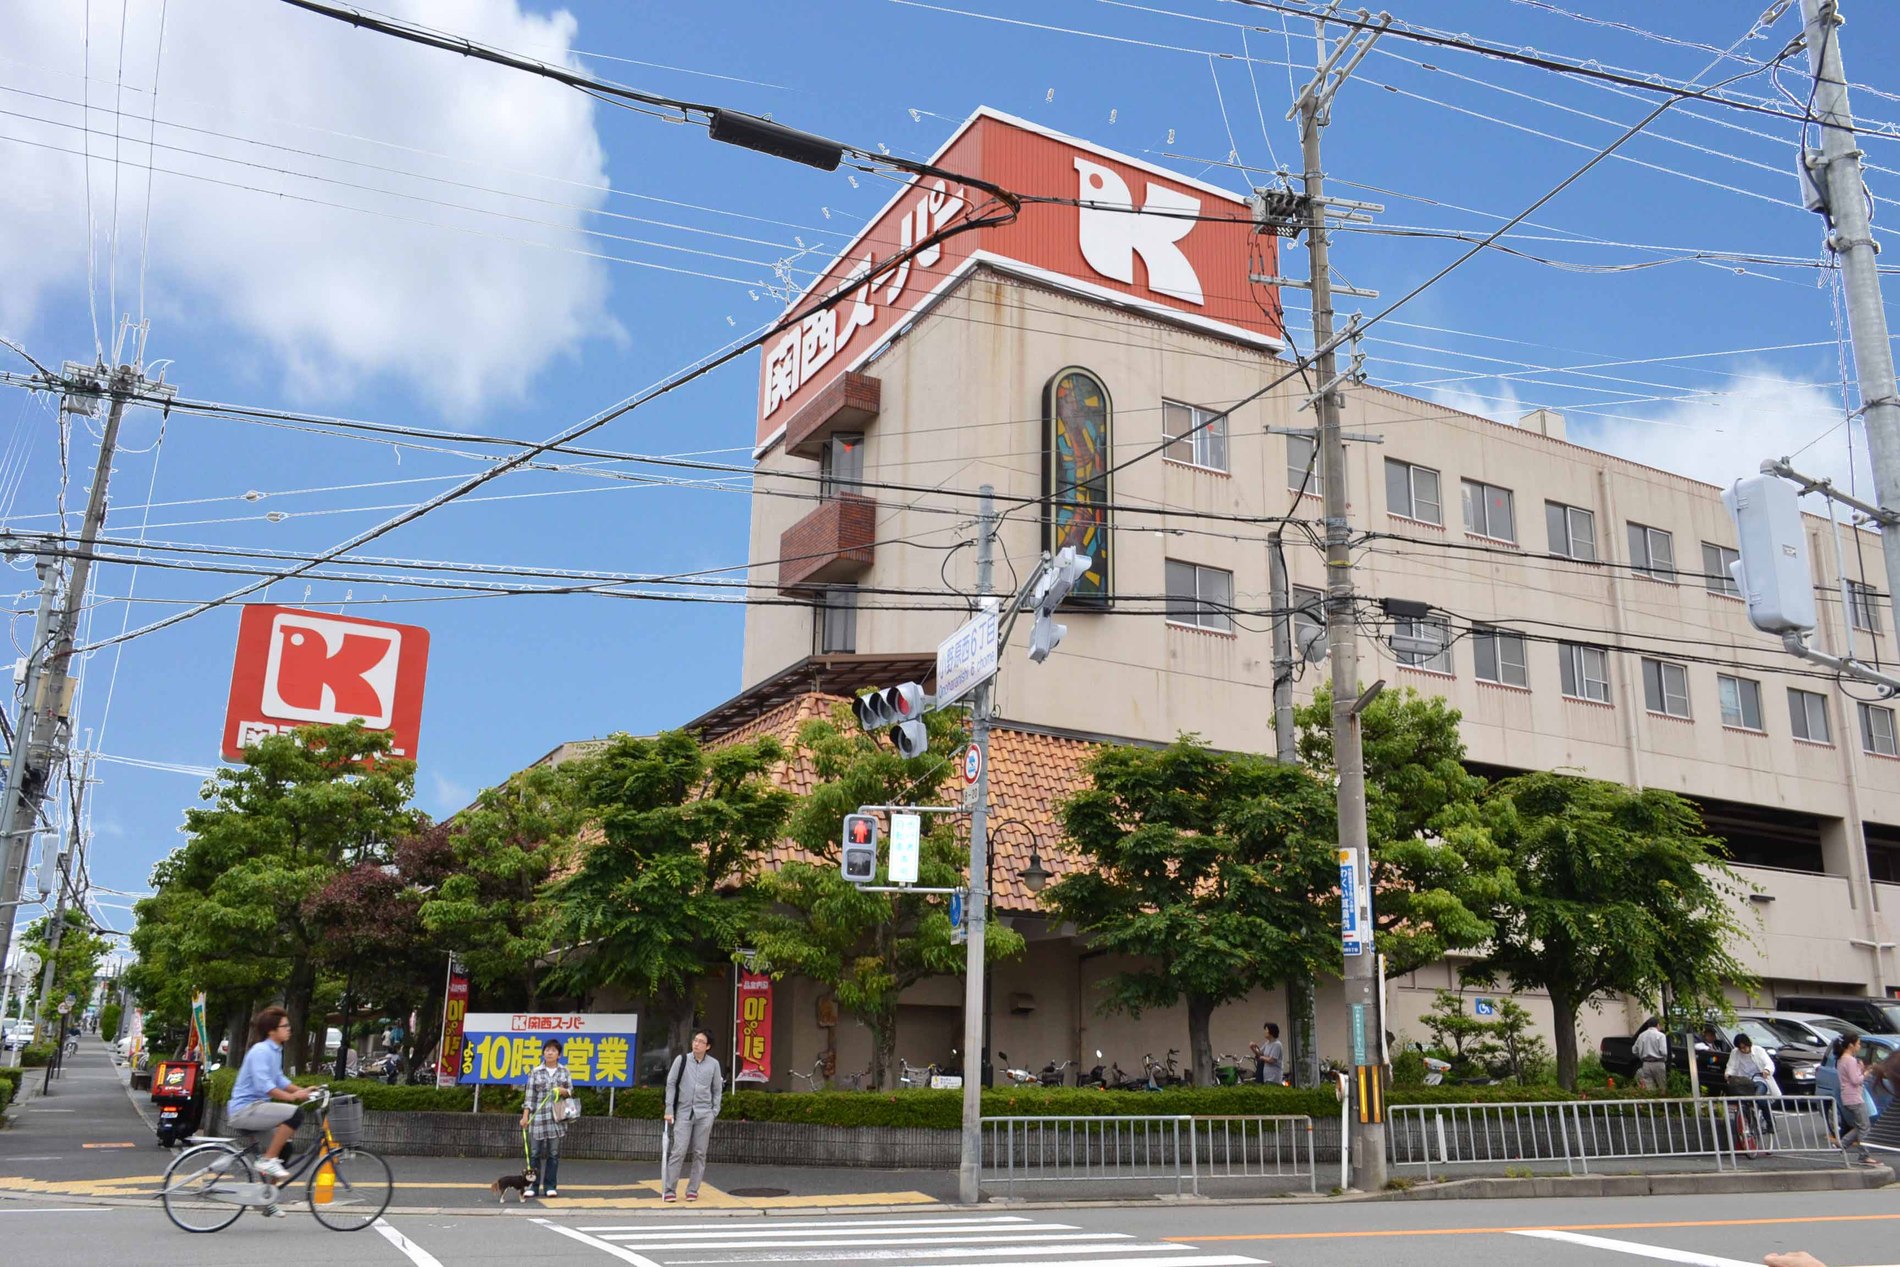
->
(756, 108, 1279, 445)
(221, 604, 430, 761)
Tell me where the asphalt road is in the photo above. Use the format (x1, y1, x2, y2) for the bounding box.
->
(5, 1187, 1900, 1267)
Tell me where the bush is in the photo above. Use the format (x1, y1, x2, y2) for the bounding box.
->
(0, 1067, 22, 1096)
(99, 1003, 122, 1043)
(0, 1080, 10, 1115)
(1391, 1048, 1427, 1088)
(20, 1044, 53, 1068)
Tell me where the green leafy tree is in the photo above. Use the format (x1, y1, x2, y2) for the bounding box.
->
(134, 722, 421, 1069)
(23, 908, 109, 1030)
(750, 709, 1024, 1090)
(1419, 988, 1501, 1074)
(1489, 998, 1552, 1085)
(1469, 772, 1757, 1089)
(1042, 736, 1337, 1087)
(1296, 685, 1509, 976)
(546, 730, 793, 1057)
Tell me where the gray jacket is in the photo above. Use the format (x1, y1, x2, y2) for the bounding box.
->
(665, 1052, 724, 1118)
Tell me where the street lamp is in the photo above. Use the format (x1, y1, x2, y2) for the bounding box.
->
(1020, 851, 1051, 894)
(982, 818, 1049, 1086)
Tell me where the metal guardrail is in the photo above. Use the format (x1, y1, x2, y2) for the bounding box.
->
(981, 1114, 1316, 1198)
(1388, 1095, 1847, 1178)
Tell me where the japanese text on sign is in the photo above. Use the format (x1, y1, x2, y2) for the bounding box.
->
(734, 971, 774, 1084)
(457, 1013, 639, 1087)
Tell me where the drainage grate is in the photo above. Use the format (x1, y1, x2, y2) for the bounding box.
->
(723, 1187, 790, 1198)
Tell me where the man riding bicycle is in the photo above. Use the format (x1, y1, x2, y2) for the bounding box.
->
(226, 1007, 315, 1184)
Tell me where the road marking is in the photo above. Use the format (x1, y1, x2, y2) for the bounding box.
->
(80, 1142, 136, 1149)
(682, 1247, 1199, 1265)
(0, 1208, 111, 1214)
(1514, 1230, 1758, 1267)
(598, 1222, 1085, 1242)
(599, 1235, 1136, 1252)
(537, 1218, 664, 1267)
(23, 1108, 75, 1112)
(581, 1218, 1034, 1233)
(1171, 1214, 1900, 1243)
(374, 1218, 447, 1267)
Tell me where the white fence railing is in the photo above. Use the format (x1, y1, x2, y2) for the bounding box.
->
(1387, 1095, 1847, 1178)
(981, 1114, 1316, 1198)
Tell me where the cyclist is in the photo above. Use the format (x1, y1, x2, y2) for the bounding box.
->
(1725, 1032, 1779, 1146)
(227, 1007, 315, 1184)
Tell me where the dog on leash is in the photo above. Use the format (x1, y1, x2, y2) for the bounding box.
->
(490, 1169, 537, 1202)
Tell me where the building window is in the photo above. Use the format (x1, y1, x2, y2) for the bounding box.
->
(1163, 400, 1228, 472)
(1559, 642, 1610, 703)
(819, 433, 864, 499)
(1790, 688, 1832, 744)
(1641, 657, 1691, 718)
(1385, 459, 1442, 525)
(1165, 559, 1234, 633)
(1703, 543, 1740, 597)
(1473, 626, 1528, 687)
(1717, 674, 1763, 730)
(1292, 584, 1325, 651)
(1462, 480, 1516, 543)
(1863, 703, 1899, 757)
(1286, 434, 1322, 497)
(816, 585, 858, 653)
(1847, 580, 1883, 635)
(1546, 501, 1597, 561)
(1628, 522, 1677, 582)
(1043, 368, 1112, 604)
(1393, 613, 1452, 673)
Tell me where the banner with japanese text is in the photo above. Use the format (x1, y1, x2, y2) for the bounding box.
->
(458, 1012, 639, 1087)
(435, 962, 470, 1089)
(734, 971, 772, 1083)
(186, 992, 210, 1061)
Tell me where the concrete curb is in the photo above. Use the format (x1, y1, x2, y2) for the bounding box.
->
(1375, 1166, 1893, 1201)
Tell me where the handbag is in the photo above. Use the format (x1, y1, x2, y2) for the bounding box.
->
(559, 1093, 582, 1122)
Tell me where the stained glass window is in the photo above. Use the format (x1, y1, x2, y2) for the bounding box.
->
(1042, 368, 1111, 604)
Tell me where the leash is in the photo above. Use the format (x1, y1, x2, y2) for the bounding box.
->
(522, 1122, 532, 1170)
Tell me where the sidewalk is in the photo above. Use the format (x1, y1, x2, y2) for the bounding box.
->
(0, 1036, 954, 1210)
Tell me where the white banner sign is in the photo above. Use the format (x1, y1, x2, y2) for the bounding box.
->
(936, 611, 998, 707)
(888, 813, 921, 885)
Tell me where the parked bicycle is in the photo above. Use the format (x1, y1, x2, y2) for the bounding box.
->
(789, 1057, 828, 1091)
(897, 1058, 941, 1088)
(1213, 1052, 1249, 1086)
(159, 1087, 392, 1233)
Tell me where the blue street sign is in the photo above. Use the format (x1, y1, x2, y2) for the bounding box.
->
(949, 891, 964, 928)
(1475, 998, 1497, 1016)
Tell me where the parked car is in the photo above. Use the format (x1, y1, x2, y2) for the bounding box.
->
(1720, 1015, 1826, 1093)
(1598, 1029, 1726, 1085)
(1, 1020, 26, 1051)
(1775, 995, 1900, 1035)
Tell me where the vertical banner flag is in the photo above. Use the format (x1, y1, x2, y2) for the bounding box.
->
(457, 1013, 639, 1086)
(436, 958, 470, 1089)
(188, 992, 210, 1061)
(734, 970, 774, 1083)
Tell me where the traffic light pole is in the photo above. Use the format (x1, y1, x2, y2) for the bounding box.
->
(957, 486, 996, 1206)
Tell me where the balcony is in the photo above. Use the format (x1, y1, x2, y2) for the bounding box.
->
(785, 372, 881, 458)
(779, 493, 876, 592)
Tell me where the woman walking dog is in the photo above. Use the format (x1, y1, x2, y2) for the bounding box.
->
(520, 1038, 574, 1198)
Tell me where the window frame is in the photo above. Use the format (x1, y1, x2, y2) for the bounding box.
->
(1165, 558, 1236, 634)
(1702, 542, 1741, 598)
(1847, 579, 1883, 635)
(1716, 673, 1764, 731)
(1286, 434, 1322, 497)
(1291, 583, 1325, 651)
(1385, 458, 1443, 526)
(1640, 656, 1692, 718)
(1790, 688, 1832, 744)
(1473, 625, 1529, 688)
(1546, 500, 1598, 562)
(818, 432, 865, 500)
(1461, 479, 1517, 543)
(1162, 399, 1229, 473)
(816, 584, 859, 654)
(1393, 613, 1452, 674)
(1559, 641, 1611, 703)
(1627, 522, 1677, 583)
(1862, 702, 1899, 757)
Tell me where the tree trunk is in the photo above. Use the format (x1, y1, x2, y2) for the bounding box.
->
(1285, 975, 1315, 1087)
(1551, 985, 1581, 1091)
(1187, 994, 1216, 1087)
(284, 958, 316, 1072)
(223, 1003, 250, 1068)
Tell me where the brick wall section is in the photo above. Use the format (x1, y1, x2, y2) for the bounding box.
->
(778, 493, 876, 591)
(785, 372, 881, 457)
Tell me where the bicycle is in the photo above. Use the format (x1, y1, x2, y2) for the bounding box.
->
(788, 1057, 828, 1090)
(159, 1087, 393, 1233)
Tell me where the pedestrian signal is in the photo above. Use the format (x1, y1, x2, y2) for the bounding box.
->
(841, 812, 879, 883)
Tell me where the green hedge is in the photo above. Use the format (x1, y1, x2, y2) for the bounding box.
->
(19, 1044, 52, 1068)
(0, 1078, 12, 1115)
(0, 1067, 22, 1097)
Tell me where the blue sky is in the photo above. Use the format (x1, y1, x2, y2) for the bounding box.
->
(1, 0, 1897, 936)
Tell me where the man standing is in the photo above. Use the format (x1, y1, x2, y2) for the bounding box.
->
(663, 1030, 724, 1202)
(1633, 1018, 1668, 1091)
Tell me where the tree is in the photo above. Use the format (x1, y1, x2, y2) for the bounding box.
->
(1296, 685, 1509, 976)
(1419, 988, 1501, 1074)
(23, 908, 109, 1027)
(1041, 736, 1338, 1087)
(1468, 772, 1757, 1089)
(750, 709, 1024, 1090)
(546, 730, 793, 1057)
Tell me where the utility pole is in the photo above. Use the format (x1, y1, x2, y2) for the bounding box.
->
(0, 559, 62, 977)
(1266, 534, 1320, 1086)
(1801, 0, 1900, 625)
(957, 486, 996, 1207)
(1291, 7, 1388, 1190)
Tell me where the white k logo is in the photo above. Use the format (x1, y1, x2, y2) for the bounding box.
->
(1073, 157, 1204, 306)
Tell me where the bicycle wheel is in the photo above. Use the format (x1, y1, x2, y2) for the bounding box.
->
(307, 1146, 393, 1231)
(160, 1142, 248, 1233)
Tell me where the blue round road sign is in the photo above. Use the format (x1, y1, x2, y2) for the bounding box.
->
(949, 891, 964, 928)
(963, 742, 982, 785)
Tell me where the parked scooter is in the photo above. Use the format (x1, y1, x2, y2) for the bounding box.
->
(995, 1052, 1039, 1086)
(1077, 1050, 1109, 1089)
(1038, 1058, 1075, 1087)
(1422, 1056, 1453, 1086)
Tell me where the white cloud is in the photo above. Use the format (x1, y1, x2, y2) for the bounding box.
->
(1, 0, 616, 413)
(1424, 380, 1525, 428)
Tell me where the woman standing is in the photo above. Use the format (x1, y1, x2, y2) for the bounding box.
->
(1836, 1035, 1878, 1167)
(520, 1038, 574, 1197)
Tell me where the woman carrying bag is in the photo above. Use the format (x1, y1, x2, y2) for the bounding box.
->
(520, 1038, 576, 1198)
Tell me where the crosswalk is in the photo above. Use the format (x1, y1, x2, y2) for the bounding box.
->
(535, 1214, 1270, 1267)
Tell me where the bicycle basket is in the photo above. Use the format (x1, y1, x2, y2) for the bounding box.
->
(327, 1094, 365, 1146)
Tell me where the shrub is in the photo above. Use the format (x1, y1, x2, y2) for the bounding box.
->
(0, 1067, 22, 1096)
(0, 1078, 12, 1115)
(99, 1004, 122, 1043)
(1391, 1048, 1427, 1088)
(20, 1044, 52, 1068)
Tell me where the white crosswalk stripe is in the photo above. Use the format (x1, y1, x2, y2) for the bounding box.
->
(539, 1213, 1269, 1267)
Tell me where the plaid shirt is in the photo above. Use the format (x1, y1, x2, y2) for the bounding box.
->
(525, 1063, 573, 1142)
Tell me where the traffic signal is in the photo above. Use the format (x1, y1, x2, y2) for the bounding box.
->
(1723, 474, 1816, 636)
(851, 683, 930, 758)
(841, 812, 879, 883)
(1027, 547, 1092, 663)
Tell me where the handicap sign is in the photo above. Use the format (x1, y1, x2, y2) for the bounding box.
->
(1474, 998, 1497, 1017)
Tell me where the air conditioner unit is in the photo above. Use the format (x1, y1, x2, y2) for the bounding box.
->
(1008, 993, 1037, 1015)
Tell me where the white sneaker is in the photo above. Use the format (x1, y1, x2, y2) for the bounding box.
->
(255, 1158, 289, 1182)
(262, 1202, 288, 1218)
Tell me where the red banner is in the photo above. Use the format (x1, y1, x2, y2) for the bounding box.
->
(436, 963, 470, 1089)
(734, 970, 773, 1083)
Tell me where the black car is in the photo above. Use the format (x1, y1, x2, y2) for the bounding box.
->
(1723, 1016, 1825, 1093)
(1775, 995, 1900, 1035)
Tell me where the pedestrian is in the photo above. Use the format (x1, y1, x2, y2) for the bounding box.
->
(1836, 1035, 1879, 1167)
(519, 1038, 573, 1198)
(1633, 1017, 1668, 1091)
(1251, 1022, 1285, 1085)
(663, 1030, 724, 1203)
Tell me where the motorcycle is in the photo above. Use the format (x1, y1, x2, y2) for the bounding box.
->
(1422, 1056, 1453, 1086)
(1038, 1059, 1075, 1087)
(1077, 1050, 1109, 1089)
(995, 1052, 1039, 1086)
